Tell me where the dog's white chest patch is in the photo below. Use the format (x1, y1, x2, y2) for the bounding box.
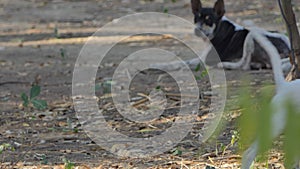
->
(222, 16, 244, 31)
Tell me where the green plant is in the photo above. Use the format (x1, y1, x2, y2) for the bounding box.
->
(238, 84, 273, 160)
(41, 154, 48, 165)
(96, 80, 113, 94)
(63, 158, 74, 169)
(205, 165, 216, 169)
(34, 153, 48, 165)
(214, 131, 240, 156)
(54, 26, 60, 38)
(171, 147, 183, 156)
(156, 85, 161, 90)
(194, 63, 208, 80)
(163, 7, 169, 13)
(0, 143, 14, 154)
(162, 0, 177, 13)
(73, 128, 79, 133)
(217, 142, 226, 154)
(231, 130, 240, 146)
(238, 80, 300, 167)
(21, 85, 47, 110)
(60, 48, 66, 59)
(195, 63, 202, 72)
(283, 100, 300, 168)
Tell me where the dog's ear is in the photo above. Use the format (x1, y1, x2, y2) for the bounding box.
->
(191, 0, 202, 14)
(214, 0, 225, 17)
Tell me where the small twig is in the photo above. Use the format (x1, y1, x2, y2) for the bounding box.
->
(148, 124, 158, 129)
(211, 155, 242, 161)
(131, 98, 148, 107)
(168, 96, 181, 101)
(102, 102, 112, 109)
(137, 93, 150, 99)
(169, 101, 181, 107)
(166, 93, 199, 98)
(0, 81, 30, 86)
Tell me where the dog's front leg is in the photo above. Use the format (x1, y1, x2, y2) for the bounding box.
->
(217, 57, 251, 70)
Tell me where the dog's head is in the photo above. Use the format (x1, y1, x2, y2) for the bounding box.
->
(191, 0, 225, 39)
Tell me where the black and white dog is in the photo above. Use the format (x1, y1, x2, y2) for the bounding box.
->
(191, 0, 291, 71)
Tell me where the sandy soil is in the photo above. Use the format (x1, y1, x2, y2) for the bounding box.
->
(0, 0, 299, 168)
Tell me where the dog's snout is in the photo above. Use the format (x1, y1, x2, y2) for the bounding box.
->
(194, 23, 203, 37)
(195, 22, 202, 30)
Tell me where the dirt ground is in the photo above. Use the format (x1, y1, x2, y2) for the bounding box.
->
(0, 0, 300, 168)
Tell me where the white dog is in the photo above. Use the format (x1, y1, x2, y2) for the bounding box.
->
(241, 30, 300, 169)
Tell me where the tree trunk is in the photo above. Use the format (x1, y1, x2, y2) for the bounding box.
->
(278, 0, 300, 81)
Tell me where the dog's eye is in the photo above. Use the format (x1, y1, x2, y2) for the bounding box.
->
(205, 16, 210, 20)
